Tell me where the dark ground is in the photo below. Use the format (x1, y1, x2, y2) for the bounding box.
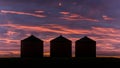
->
(0, 57, 120, 67)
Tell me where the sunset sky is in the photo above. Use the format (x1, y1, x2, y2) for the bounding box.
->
(0, 0, 120, 57)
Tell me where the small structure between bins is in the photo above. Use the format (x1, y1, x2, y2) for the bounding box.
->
(75, 36, 96, 57)
(21, 35, 43, 58)
(50, 35, 72, 57)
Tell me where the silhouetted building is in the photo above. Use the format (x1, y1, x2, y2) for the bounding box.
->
(50, 35, 72, 57)
(75, 36, 96, 57)
(21, 35, 43, 58)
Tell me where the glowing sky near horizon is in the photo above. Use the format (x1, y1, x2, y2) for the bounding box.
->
(0, 0, 120, 57)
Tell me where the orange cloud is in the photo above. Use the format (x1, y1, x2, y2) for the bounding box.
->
(0, 51, 20, 58)
(44, 52, 50, 57)
(1, 10, 46, 18)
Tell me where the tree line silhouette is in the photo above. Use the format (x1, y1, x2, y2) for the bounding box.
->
(21, 35, 96, 58)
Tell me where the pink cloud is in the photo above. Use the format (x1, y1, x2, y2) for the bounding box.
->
(60, 11, 70, 15)
(102, 15, 115, 21)
(0, 23, 120, 57)
(35, 10, 45, 13)
(6, 31, 18, 36)
(91, 27, 120, 37)
(0, 38, 19, 44)
(0, 23, 90, 34)
(1, 10, 46, 18)
(61, 13, 99, 22)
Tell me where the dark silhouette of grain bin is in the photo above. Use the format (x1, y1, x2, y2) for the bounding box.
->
(21, 35, 43, 58)
(50, 35, 72, 57)
(75, 36, 96, 57)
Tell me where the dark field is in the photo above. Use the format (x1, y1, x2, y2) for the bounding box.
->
(0, 57, 120, 67)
